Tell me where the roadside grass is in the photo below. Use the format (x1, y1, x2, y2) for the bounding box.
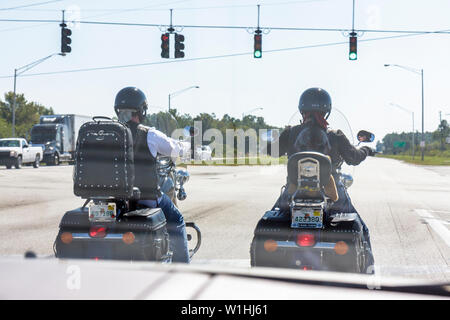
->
(378, 154, 450, 166)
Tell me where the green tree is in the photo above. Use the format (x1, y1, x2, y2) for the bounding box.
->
(0, 91, 54, 138)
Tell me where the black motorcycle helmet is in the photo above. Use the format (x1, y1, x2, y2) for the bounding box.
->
(298, 87, 332, 119)
(114, 87, 148, 123)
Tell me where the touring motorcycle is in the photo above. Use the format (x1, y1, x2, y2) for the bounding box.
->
(250, 109, 375, 273)
(54, 114, 201, 262)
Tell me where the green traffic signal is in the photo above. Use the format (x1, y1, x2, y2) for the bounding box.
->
(254, 33, 262, 59)
(349, 35, 357, 61)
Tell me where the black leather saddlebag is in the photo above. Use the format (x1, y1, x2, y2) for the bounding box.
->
(54, 207, 170, 262)
(73, 118, 134, 199)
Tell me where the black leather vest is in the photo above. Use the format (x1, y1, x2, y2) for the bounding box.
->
(128, 122, 161, 200)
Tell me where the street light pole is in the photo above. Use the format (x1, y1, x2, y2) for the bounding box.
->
(384, 64, 425, 160)
(421, 69, 424, 161)
(168, 85, 200, 113)
(11, 53, 62, 137)
(12, 69, 17, 137)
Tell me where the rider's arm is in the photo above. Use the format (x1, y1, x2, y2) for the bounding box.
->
(146, 128, 191, 159)
(335, 129, 368, 165)
(278, 127, 291, 157)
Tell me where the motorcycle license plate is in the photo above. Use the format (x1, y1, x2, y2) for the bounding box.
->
(89, 203, 116, 222)
(291, 208, 323, 229)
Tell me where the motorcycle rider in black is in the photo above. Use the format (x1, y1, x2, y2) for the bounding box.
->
(278, 87, 375, 271)
(114, 87, 191, 263)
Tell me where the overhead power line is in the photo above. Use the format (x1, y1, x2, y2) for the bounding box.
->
(0, 0, 193, 33)
(0, 30, 444, 80)
(0, 0, 63, 11)
(5, 0, 331, 12)
(1, 18, 449, 35)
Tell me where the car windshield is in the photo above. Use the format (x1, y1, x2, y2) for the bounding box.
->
(30, 127, 56, 144)
(0, 140, 20, 147)
(0, 0, 449, 300)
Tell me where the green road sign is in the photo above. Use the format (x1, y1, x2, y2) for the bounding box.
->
(394, 141, 406, 148)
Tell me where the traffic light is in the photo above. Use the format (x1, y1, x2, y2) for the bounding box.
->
(60, 23, 72, 54)
(174, 33, 185, 59)
(349, 34, 357, 60)
(254, 33, 262, 58)
(161, 33, 170, 59)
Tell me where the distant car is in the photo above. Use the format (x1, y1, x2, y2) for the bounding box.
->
(0, 138, 42, 169)
(195, 145, 212, 161)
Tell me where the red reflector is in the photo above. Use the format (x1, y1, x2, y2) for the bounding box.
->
(296, 233, 315, 247)
(89, 226, 107, 238)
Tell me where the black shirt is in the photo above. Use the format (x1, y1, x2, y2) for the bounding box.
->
(279, 124, 367, 175)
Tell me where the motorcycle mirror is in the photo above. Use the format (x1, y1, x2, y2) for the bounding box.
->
(357, 130, 375, 143)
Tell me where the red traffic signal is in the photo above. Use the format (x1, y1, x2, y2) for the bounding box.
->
(161, 33, 170, 59)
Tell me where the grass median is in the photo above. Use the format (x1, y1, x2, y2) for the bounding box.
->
(377, 154, 450, 166)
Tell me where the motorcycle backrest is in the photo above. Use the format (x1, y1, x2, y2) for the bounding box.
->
(287, 151, 332, 188)
(73, 119, 135, 199)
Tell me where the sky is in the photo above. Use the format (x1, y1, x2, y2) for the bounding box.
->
(1, 0, 450, 143)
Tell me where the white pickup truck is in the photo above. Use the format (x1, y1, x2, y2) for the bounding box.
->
(0, 138, 42, 169)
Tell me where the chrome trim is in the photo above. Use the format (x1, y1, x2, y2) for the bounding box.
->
(71, 233, 123, 240)
(292, 202, 324, 208)
(330, 213, 358, 223)
(275, 241, 336, 250)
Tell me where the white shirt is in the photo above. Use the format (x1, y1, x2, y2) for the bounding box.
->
(137, 128, 190, 208)
(146, 127, 191, 160)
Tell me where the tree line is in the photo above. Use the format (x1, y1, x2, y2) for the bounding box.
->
(0, 92, 54, 139)
(377, 120, 450, 156)
(0, 92, 277, 144)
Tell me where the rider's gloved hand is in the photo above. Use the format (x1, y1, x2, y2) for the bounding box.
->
(361, 146, 375, 157)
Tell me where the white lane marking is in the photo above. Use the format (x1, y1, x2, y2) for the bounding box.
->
(415, 209, 450, 247)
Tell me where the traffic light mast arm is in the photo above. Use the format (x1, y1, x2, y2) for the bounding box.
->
(15, 53, 61, 76)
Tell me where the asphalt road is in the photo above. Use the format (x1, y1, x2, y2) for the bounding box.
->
(0, 158, 449, 282)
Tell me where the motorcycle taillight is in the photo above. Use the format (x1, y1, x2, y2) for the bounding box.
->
(296, 233, 315, 247)
(89, 226, 107, 238)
